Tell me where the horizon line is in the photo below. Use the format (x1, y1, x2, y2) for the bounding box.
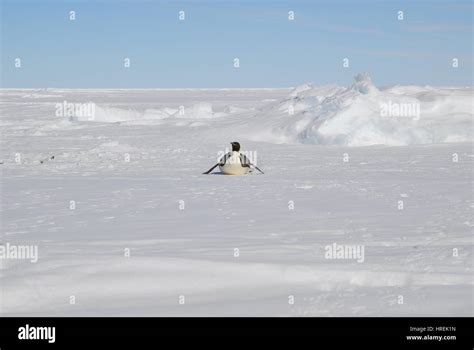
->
(1, 84, 473, 90)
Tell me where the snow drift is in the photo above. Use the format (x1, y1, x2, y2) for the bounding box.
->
(246, 73, 473, 146)
(74, 102, 227, 124)
(65, 73, 472, 147)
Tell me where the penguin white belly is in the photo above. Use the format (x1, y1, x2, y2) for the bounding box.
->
(219, 153, 249, 175)
(219, 163, 249, 175)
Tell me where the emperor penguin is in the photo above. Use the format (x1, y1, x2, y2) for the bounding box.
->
(218, 142, 251, 175)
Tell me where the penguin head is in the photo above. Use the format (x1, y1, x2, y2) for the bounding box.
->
(231, 142, 241, 152)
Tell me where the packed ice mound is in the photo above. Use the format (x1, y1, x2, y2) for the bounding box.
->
(351, 72, 379, 95)
(247, 73, 473, 146)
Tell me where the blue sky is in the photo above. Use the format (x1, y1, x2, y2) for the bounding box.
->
(1, 0, 472, 88)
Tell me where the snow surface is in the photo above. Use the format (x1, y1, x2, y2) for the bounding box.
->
(0, 77, 473, 316)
